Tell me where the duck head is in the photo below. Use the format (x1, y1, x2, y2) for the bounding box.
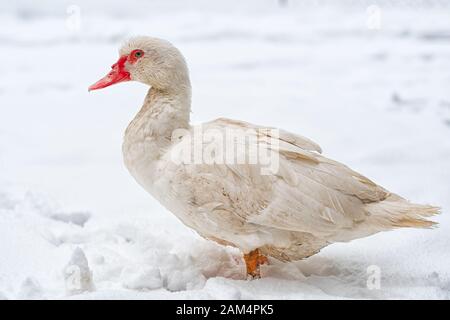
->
(89, 36, 190, 92)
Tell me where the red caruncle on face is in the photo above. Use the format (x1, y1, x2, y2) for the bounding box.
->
(88, 49, 145, 91)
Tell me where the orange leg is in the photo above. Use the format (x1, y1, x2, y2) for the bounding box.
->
(243, 249, 268, 279)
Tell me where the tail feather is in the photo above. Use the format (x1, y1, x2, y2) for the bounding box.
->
(366, 194, 440, 230)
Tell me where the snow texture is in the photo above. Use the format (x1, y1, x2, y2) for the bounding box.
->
(0, 0, 449, 299)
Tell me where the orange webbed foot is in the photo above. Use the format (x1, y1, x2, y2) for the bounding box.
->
(243, 249, 268, 279)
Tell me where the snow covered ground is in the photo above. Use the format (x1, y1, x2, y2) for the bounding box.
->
(1, 0, 450, 299)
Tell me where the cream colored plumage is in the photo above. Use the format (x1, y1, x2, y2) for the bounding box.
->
(91, 36, 439, 277)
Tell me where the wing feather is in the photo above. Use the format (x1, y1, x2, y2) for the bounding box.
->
(184, 118, 390, 239)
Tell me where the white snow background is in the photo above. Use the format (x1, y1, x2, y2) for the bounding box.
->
(0, 0, 449, 299)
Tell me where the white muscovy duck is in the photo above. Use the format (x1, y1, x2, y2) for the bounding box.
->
(89, 36, 439, 278)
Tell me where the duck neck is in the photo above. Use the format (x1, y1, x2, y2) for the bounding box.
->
(123, 85, 191, 163)
(141, 85, 191, 134)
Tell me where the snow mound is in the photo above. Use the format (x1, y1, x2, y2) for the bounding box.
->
(120, 266, 163, 290)
(63, 248, 95, 295)
(18, 278, 43, 300)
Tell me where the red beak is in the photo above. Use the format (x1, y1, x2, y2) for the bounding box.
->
(89, 56, 131, 91)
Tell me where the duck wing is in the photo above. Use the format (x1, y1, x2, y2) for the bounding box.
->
(182, 118, 390, 239)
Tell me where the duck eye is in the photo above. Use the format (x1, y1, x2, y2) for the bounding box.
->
(134, 50, 143, 58)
